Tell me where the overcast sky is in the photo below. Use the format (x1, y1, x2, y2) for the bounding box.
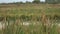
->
(0, 0, 45, 3)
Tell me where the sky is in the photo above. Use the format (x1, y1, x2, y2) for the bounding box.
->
(0, 0, 45, 3)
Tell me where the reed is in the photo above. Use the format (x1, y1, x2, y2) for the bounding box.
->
(0, 4, 60, 34)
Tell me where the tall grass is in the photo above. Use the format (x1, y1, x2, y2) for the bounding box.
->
(0, 4, 60, 34)
(0, 13, 59, 34)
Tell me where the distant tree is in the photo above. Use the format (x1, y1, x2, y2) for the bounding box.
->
(53, 0, 58, 4)
(26, 1, 32, 4)
(11, 2, 24, 4)
(46, 0, 59, 4)
(57, 0, 60, 3)
(32, 0, 40, 3)
(20, 2, 24, 4)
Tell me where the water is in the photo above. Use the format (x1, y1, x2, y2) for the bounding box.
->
(0, 20, 60, 30)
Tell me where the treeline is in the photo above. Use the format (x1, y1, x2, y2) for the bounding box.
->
(12, 0, 60, 4)
(46, 0, 60, 4)
(10, 0, 60, 4)
(0, 0, 60, 5)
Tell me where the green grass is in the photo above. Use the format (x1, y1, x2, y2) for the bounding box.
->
(0, 16, 59, 34)
(0, 4, 60, 16)
(0, 4, 60, 34)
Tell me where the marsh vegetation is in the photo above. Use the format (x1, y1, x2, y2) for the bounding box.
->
(0, 4, 60, 34)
